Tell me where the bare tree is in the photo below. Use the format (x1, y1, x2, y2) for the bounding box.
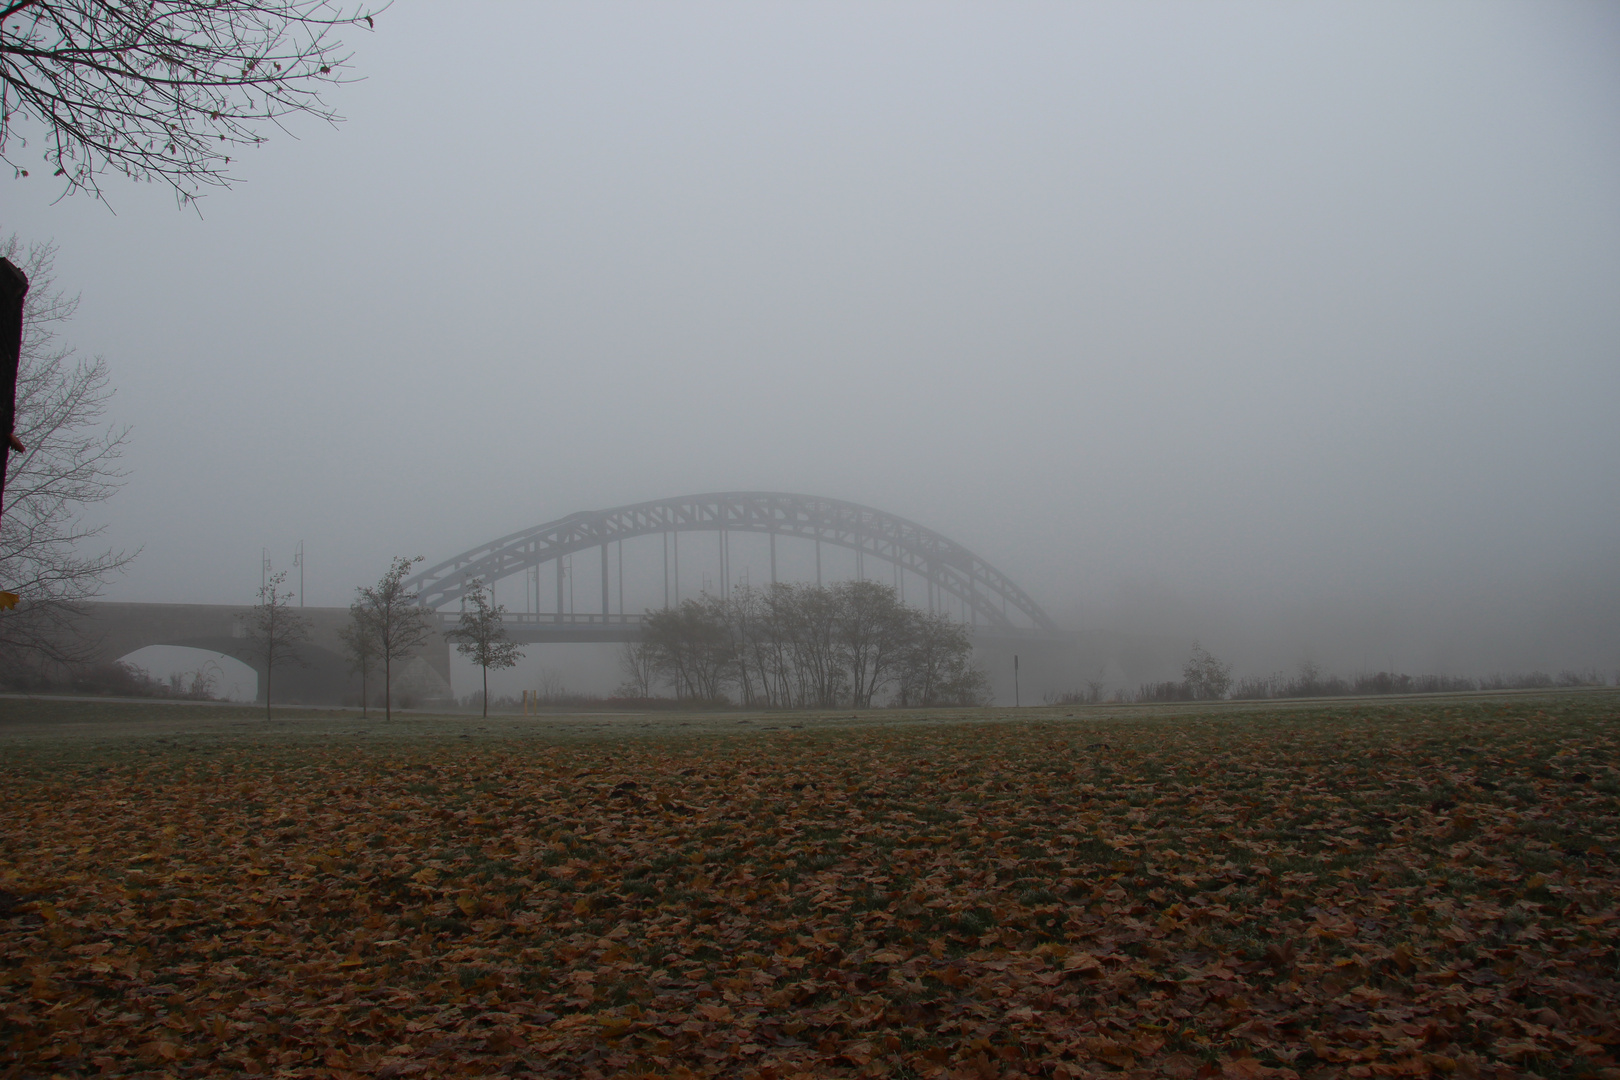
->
(352, 554, 429, 721)
(1, 1, 382, 204)
(0, 235, 131, 681)
(1182, 641, 1232, 701)
(892, 607, 988, 707)
(337, 601, 378, 716)
(245, 567, 307, 718)
(615, 640, 658, 699)
(641, 596, 734, 703)
(446, 578, 522, 718)
(780, 583, 844, 709)
(638, 581, 989, 711)
(833, 580, 910, 708)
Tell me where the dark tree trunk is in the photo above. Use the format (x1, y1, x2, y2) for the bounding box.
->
(0, 258, 28, 524)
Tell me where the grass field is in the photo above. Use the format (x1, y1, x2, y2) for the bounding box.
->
(1, 691, 1617, 1078)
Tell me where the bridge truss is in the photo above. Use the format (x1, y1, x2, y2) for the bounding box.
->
(406, 492, 1057, 641)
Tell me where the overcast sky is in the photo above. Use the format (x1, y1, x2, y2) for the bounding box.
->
(7, 1, 1619, 682)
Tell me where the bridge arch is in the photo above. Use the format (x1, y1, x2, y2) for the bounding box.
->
(64, 602, 452, 705)
(117, 644, 259, 701)
(406, 492, 1056, 633)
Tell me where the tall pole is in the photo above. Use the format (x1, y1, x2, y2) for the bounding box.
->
(600, 541, 609, 618)
(617, 539, 624, 619)
(294, 540, 304, 607)
(663, 531, 669, 609)
(1014, 655, 1020, 708)
(769, 532, 777, 586)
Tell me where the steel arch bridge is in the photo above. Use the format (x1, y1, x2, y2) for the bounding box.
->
(406, 492, 1058, 643)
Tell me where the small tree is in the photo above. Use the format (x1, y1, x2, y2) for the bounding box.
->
(447, 578, 523, 718)
(245, 567, 308, 718)
(338, 603, 380, 716)
(353, 555, 431, 721)
(1183, 641, 1232, 701)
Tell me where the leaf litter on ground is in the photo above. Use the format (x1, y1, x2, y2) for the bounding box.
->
(1, 693, 1618, 1078)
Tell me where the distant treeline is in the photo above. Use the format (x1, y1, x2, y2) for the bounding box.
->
(1047, 655, 1613, 706)
(1226, 666, 1608, 700)
(622, 581, 989, 709)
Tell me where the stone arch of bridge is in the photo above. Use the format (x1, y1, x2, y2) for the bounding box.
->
(123, 637, 351, 704)
(66, 602, 432, 706)
(116, 642, 260, 700)
(406, 492, 1056, 632)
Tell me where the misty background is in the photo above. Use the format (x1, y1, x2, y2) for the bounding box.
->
(7, 2, 1619, 702)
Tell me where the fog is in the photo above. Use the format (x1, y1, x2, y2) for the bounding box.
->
(7, 2, 1619, 699)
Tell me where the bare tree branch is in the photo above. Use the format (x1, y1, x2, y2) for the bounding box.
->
(1, 1, 382, 204)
